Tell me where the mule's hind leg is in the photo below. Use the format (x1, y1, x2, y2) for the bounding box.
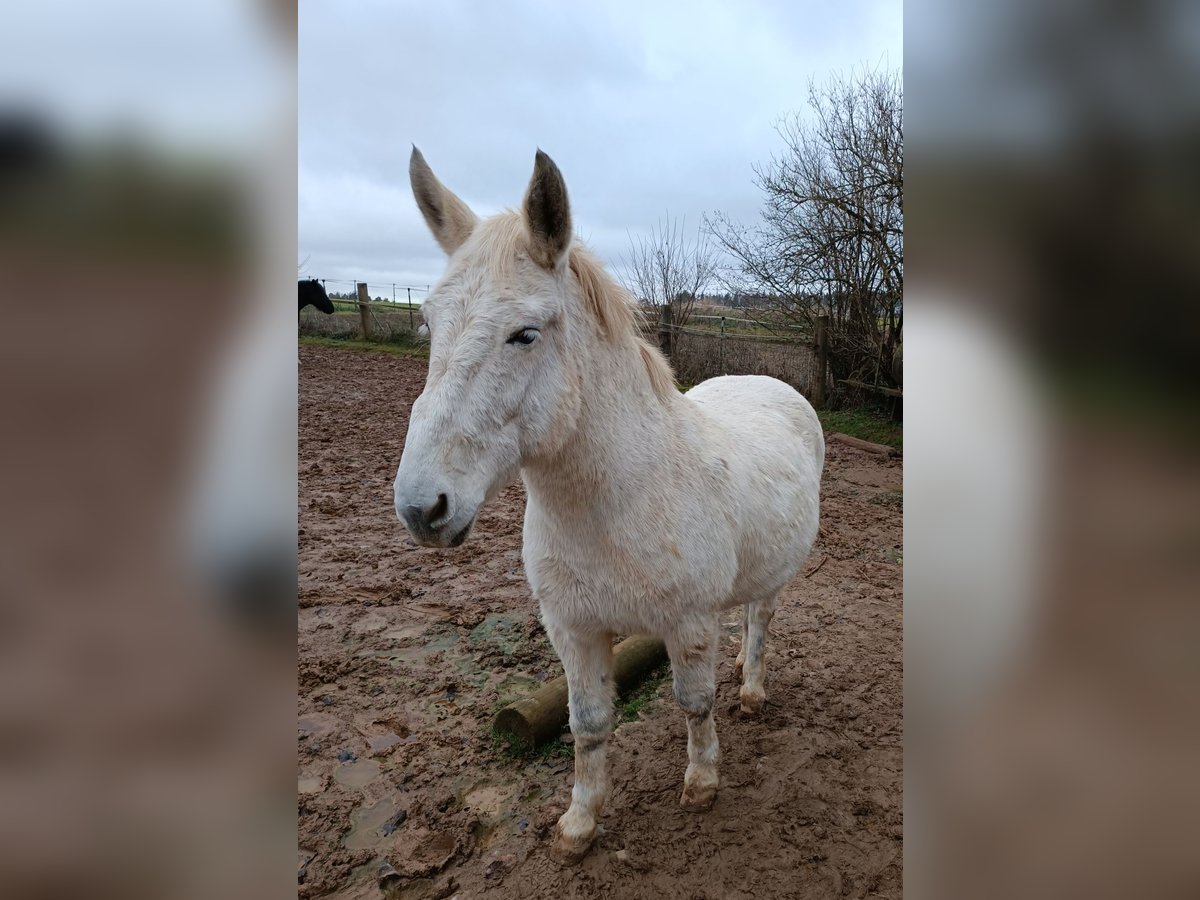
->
(545, 622, 615, 864)
(667, 617, 721, 812)
(734, 603, 749, 675)
(739, 593, 778, 714)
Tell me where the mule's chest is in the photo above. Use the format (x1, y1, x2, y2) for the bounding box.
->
(521, 524, 735, 634)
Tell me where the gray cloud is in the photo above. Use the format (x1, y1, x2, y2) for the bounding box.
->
(299, 0, 901, 296)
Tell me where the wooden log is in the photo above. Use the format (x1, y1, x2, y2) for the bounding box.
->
(828, 431, 900, 457)
(494, 635, 668, 749)
(841, 378, 903, 398)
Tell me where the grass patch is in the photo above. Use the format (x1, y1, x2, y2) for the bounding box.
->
(490, 728, 573, 762)
(299, 334, 429, 359)
(617, 661, 671, 723)
(818, 408, 902, 450)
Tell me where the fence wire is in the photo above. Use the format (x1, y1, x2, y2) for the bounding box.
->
(299, 299, 426, 344)
(299, 293, 825, 401)
(646, 324, 819, 395)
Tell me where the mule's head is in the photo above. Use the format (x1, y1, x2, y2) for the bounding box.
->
(394, 148, 583, 548)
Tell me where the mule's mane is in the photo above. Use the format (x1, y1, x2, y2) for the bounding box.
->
(475, 212, 675, 398)
(566, 245, 675, 398)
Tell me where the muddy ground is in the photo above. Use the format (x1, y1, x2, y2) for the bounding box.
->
(299, 343, 903, 899)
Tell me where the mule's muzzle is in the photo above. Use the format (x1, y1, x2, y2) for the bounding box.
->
(401, 491, 447, 533)
(397, 492, 476, 548)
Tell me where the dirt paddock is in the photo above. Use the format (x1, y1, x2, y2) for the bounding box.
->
(299, 343, 903, 899)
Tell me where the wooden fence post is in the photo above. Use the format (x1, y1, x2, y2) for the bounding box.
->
(407, 287, 413, 331)
(719, 315, 726, 373)
(813, 314, 829, 408)
(659, 303, 674, 358)
(356, 282, 372, 341)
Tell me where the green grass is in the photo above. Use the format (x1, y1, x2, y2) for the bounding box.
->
(818, 408, 903, 450)
(299, 334, 429, 359)
(616, 662, 671, 723)
(490, 728, 574, 762)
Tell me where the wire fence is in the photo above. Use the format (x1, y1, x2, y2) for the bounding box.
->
(642, 321, 819, 396)
(298, 282, 826, 401)
(299, 278, 430, 343)
(304, 277, 431, 305)
(300, 298, 426, 343)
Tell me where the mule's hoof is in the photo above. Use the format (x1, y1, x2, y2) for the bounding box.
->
(550, 823, 597, 865)
(680, 782, 717, 812)
(739, 685, 766, 715)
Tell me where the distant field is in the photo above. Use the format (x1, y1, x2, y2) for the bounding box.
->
(328, 298, 420, 313)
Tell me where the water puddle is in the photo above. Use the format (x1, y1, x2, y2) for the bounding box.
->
(298, 713, 337, 737)
(424, 626, 461, 651)
(334, 758, 381, 789)
(344, 795, 399, 850)
(367, 625, 462, 666)
(367, 732, 403, 753)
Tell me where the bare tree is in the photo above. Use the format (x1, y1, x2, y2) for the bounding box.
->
(708, 67, 903, 398)
(622, 216, 717, 330)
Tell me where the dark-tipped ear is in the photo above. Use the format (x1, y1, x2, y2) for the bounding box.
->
(409, 146, 478, 256)
(522, 150, 572, 269)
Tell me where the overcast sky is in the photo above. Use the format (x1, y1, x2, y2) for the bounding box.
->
(299, 0, 901, 300)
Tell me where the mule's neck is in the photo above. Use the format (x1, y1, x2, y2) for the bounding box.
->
(520, 332, 684, 519)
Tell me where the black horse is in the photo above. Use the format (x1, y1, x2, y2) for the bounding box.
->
(299, 279, 335, 314)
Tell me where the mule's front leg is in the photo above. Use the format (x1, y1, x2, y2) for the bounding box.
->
(546, 624, 614, 864)
(667, 619, 720, 812)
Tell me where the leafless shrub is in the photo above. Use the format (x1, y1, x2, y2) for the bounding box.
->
(708, 67, 903, 397)
(622, 216, 717, 329)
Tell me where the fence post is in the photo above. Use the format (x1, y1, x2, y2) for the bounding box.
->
(719, 315, 726, 373)
(659, 303, 673, 358)
(356, 282, 372, 341)
(813, 314, 829, 408)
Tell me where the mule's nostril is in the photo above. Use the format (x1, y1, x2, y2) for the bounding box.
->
(429, 493, 449, 524)
(398, 491, 452, 541)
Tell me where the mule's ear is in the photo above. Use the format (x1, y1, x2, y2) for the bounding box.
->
(522, 149, 572, 269)
(409, 146, 478, 255)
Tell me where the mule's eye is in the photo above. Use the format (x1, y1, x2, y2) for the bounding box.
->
(506, 328, 539, 346)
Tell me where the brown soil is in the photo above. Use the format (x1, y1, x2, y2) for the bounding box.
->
(299, 343, 902, 900)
